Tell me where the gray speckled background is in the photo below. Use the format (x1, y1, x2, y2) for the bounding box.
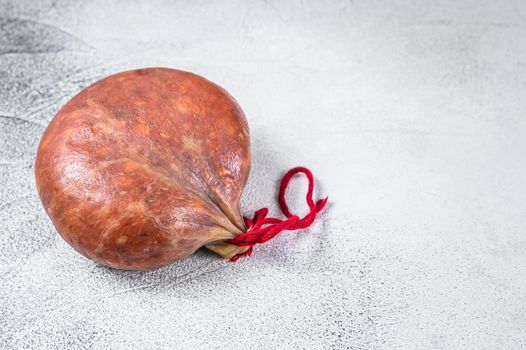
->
(1, 1, 525, 349)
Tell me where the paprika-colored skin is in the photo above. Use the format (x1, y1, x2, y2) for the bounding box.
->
(35, 68, 251, 270)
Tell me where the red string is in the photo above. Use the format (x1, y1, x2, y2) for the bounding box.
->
(227, 166, 328, 262)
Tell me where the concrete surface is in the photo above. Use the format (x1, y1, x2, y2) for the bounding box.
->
(1, 0, 525, 349)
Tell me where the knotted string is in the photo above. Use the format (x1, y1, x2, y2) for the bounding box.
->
(228, 166, 328, 262)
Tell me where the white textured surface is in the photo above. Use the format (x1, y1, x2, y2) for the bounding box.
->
(1, 0, 525, 349)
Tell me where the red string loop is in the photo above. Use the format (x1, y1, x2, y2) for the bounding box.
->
(228, 166, 328, 262)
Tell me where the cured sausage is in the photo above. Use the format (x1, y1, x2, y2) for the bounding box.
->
(35, 68, 251, 270)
